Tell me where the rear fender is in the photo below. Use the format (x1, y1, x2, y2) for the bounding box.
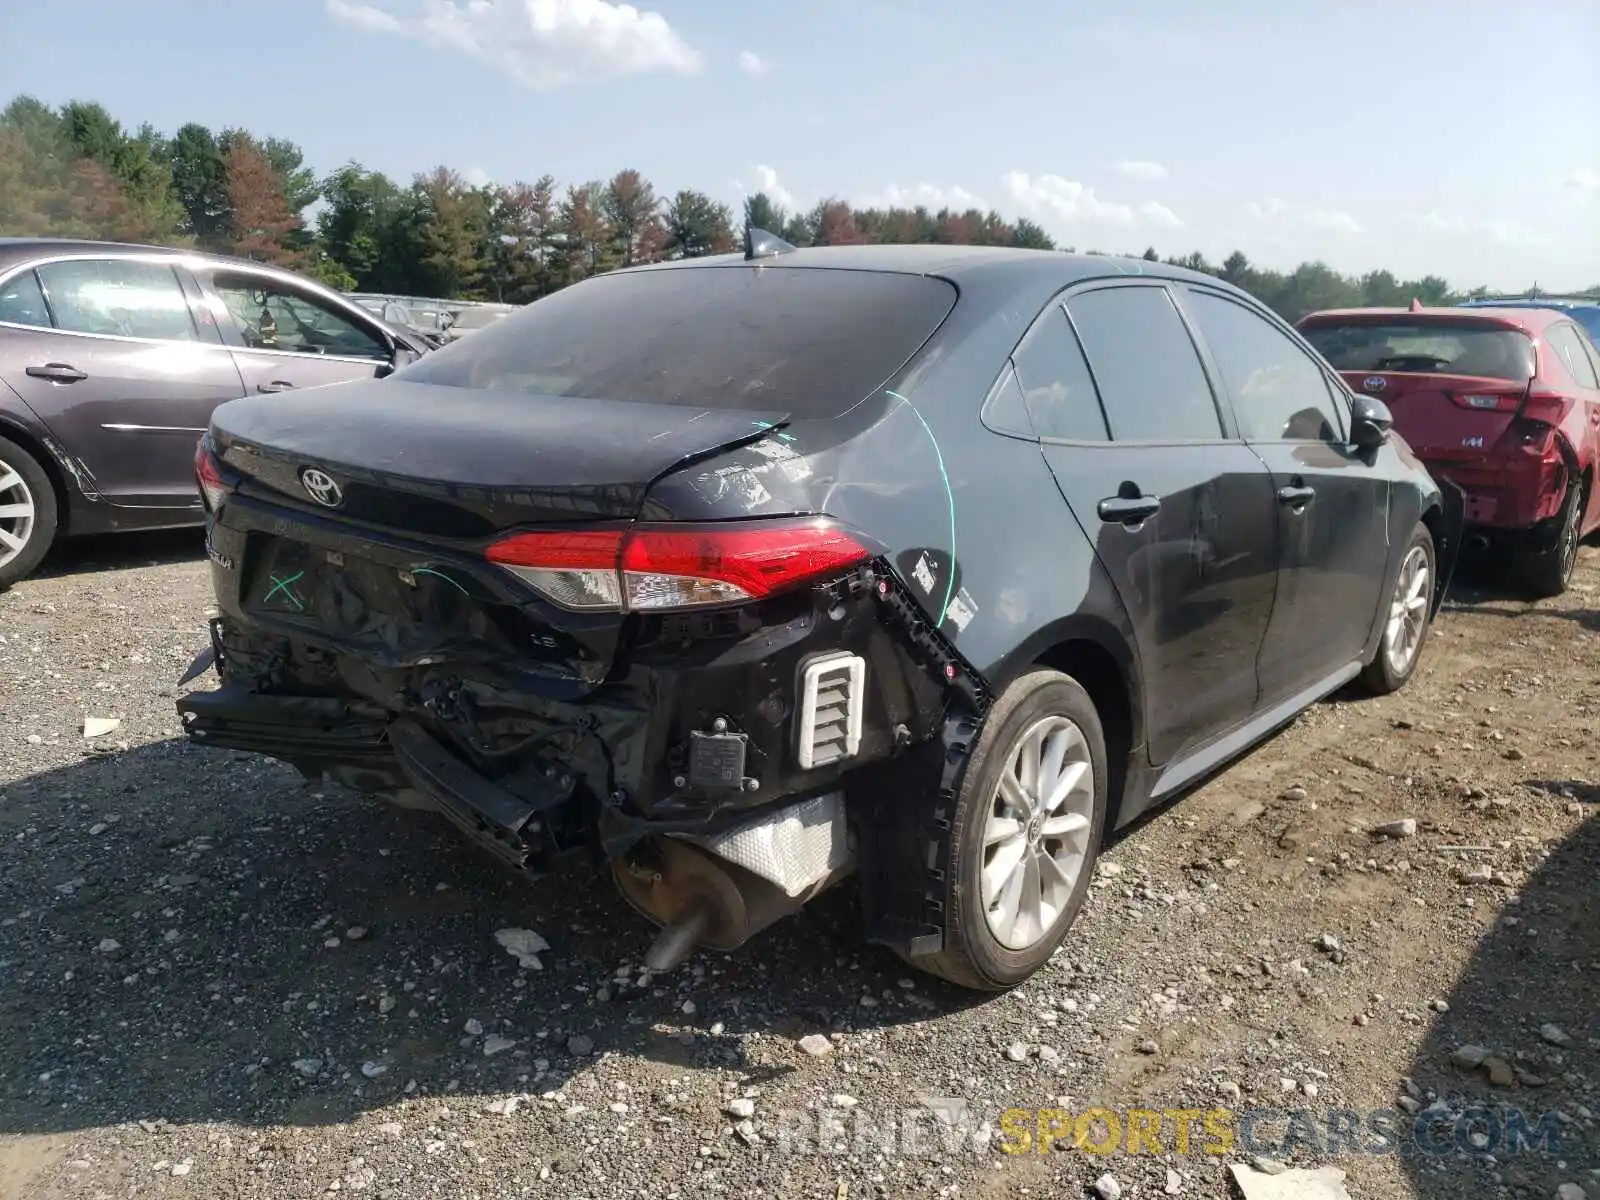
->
(1524, 430, 1584, 552)
(1428, 478, 1466, 616)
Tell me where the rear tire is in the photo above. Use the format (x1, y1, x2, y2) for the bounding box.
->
(1518, 478, 1585, 599)
(0, 435, 58, 591)
(911, 669, 1108, 992)
(1359, 521, 1436, 696)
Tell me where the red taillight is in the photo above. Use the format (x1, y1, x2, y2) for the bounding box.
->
(1448, 390, 1522, 413)
(484, 521, 871, 612)
(195, 441, 228, 512)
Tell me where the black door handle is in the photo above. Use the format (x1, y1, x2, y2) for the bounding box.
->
(1277, 485, 1316, 507)
(25, 362, 87, 383)
(256, 380, 296, 394)
(1097, 494, 1162, 524)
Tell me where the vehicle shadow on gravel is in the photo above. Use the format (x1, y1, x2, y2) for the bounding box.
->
(35, 527, 204, 581)
(0, 739, 985, 1138)
(1398, 815, 1598, 1200)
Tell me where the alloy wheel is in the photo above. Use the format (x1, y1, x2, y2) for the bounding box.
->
(1383, 545, 1431, 676)
(979, 714, 1096, 951)
(0, 455, 36, 570)
(1558, 486, 1582, 586)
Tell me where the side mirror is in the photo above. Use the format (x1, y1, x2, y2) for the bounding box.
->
(1350, 394, 1393, 449)
(377, 344, 420, 378)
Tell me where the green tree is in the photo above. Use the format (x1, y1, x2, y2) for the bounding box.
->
(1220, 250, 1252, 287)
(664, 189, 736, 259)
(169, 123, 229, 246)
(260, 136, 320, 214)
(1009, 217, 1055, 250)
(742, 191, 787, 236)
(413, 167, 486, 298)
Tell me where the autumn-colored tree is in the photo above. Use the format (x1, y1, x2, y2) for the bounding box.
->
(493, 175, 560, 301)
(809, 199, 869, 246)
(222, 134, 304, 265)
(601, 169, 664, 267)
(554, 182, 613, 284)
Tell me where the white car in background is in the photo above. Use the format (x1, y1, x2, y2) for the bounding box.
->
(441, 304, 513, 342)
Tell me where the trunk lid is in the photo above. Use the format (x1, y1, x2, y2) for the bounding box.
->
(210, 378, 788, 537)
(1339, 371, 1529, 464)
(208, 379, 788, 689)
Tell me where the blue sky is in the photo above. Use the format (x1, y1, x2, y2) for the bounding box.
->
(3, 0, 1597, 290)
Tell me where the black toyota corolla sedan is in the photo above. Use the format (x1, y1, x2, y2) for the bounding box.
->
(175, 233, 1462, 991)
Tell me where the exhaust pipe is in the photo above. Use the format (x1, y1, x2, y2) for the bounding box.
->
(613, 792, 852, 971)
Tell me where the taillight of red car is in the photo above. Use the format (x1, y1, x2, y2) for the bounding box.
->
(485, 520, 872, 612)
(194, 439, 229, 513)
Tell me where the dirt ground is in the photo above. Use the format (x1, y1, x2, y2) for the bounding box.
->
(0, 529, 1595, 1200)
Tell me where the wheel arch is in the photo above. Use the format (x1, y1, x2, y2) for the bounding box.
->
(0, 413, 73, 536)
(989, 614, 1145, 832)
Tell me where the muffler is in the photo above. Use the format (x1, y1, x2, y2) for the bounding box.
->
(612, 791, 853, 971)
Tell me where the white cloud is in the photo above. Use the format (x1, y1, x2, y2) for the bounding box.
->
(1565, 168, 1599, 198)
(1246, 197, 1364, 235)
(324, 0, 703, 89)
(858, 182, 989, 212)
(737, 50, 767, 75)
(732, 164, 795, 212)
(998, 173, 1164, 230)
(463, 166, 491, 187)
(326, 0, 404, 31)
(1117, 160, 1168, 182)
(1401, 212, 1541, 246)
(1138, 200, 1182, 228)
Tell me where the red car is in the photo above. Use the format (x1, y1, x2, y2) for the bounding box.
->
(1299, 304, 1600, 596)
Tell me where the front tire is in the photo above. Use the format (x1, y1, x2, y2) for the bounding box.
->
(912, 668, 1108, 991)
(0, 435, 58, 591)
(1518, 478, 1585, 599)
(1359, 521, 1436, 696)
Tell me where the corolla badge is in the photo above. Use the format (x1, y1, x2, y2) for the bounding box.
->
(299, 467, 344, 508)
(1362, 376, 1387, 392)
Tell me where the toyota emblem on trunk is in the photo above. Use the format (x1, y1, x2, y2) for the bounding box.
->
(1362, 376, 1387, 392)
(299, 467, 344, 508)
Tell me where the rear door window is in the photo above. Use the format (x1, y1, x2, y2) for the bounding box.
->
(399, 266, 958, 417)
(1010, 304, 1109, 441)
(35, 259, 199, 342)
(1547, 324, 1600, 389)
(1184, 289, 1345, 441)
(1064, 285, 1223, 441)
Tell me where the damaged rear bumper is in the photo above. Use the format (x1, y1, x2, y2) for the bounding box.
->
(177, 685, 567, 869)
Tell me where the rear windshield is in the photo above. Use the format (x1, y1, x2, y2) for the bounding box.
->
(399, 265, 957, 416)
(1302, 319, 1535, 381)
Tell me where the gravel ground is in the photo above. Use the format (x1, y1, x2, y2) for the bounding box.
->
(0, 529, 1596, 1200)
